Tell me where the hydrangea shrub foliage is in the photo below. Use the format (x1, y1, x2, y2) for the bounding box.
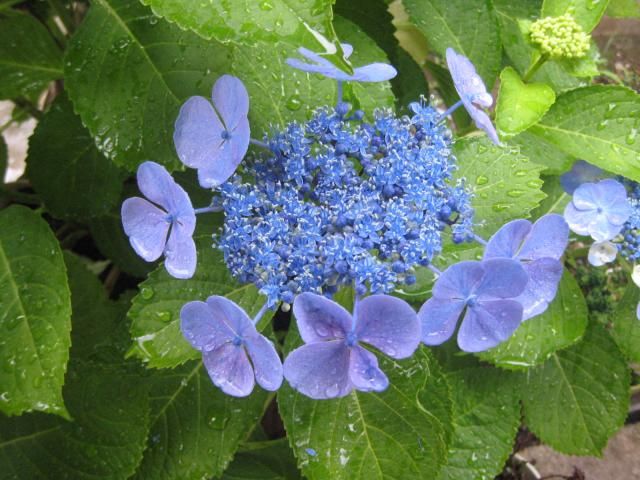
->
(1, 0, 639, 479)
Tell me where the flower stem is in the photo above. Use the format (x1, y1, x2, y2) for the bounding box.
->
(252, 302, 270, 325)
(250, 138, 269, 149)
(194, 205, 223, 215)
(523, 54, 549, 82)
(473, 234, 487, 246)
(428, 264, 442, 276)
(441, 99, 464, 118)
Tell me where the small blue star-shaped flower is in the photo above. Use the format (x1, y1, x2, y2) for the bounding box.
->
(180, 296, 283, 397)
(121, 161, 196, 279)
(419, 258, 528, 352)
(564, 179, 632, 242)
(286, 43, 397, 82)
(283, 293, 420, 399)
(445, 48, 500, 145)
(483, 214, 569, 320)
(560, 160, 604, 194)
(174, 75, 250, 188)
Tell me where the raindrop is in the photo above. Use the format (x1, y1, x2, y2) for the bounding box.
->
(140, 286, 154, 300)
(286, 94, 302, 111)
(475, 175, 488, 185)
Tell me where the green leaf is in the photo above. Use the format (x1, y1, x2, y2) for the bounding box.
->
(496, 67, 556, 137)
(0, 361, 150, 479)
(541, 0, 610, 32)
(403, 0, 501, 86)
(527, 85, 640, 182)
(522, 323, 630, 456)
(509, 129, 575, 174)
(139, 0, 350, 71)
(27, 93, 125, 220)
(0, 205, 71, 417)
(479, 271, 588, 370)
(530, 175, 570, 218)
(64, 0, 232, 172)
(128, 228, 270, 368)
(133, 360, 270, 480)
(453, 137, 546, 238)
(0, 11, 62, 100)
(607, 0, 640, 17)
(609, 284, 640, 363)
(279, 339, 453, 480)
(220, 439, 302, 480)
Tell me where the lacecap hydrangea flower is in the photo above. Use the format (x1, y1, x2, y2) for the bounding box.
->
(122, 161, 196, 279)
(617, 181, 640, 262)
(283, 293, 420, 399)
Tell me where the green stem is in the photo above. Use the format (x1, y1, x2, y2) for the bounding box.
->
(523, 54, 549, 82)
(46, 0, 75, 35)
(13, 98, 43, 121)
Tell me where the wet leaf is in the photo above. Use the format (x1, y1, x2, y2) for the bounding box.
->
(609, 284, 640, 363)
(542, 0, 610, 33)
(219, 439, 302, 480)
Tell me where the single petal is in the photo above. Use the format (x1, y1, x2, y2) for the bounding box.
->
(563, 201, 593, 236)
(589, 212, 623, 242)
(457, 300, 523, 352)
(212, 75, 249, 131)
(518, 214, 569, 261)
(484, 219, 532, 259)
(588, 241, 618, 267)
(204, 296, 254, 337)
(195, 118, 248, 189)
(203, 343, 255, 397)
(180, 300, 235, 352)
(164, 225, 197, 279)
(606, 200, 632, 226)
(136, 161, 192, 215)
(348, 345, 388, 392)
(632, 265, 640, 288)
(285, 58, 339, 77)
(292, 292, 352, 343)
(341, 43, 354, 59)
(244, 334, 283, 391)
(637, 301, 640, 321)
(475, 258, 528, 299)
(418, 297, 465, 346)
(173, 96, 225, 171)
(518, 258, 563, 320)
(595, 179, 628, 209)
(121, 197, 169, 262)
(559, 160, 603, 194)
(433, 261, 484, 299)
(464, 102, 501, 145)
(354, 295, 420, 359)
(296, 47, 336, 68)
(446, 48, 488, 101)
(283, 341, 353, 399)
(572, 182, 600, 210)
(352, 63, 397, 82)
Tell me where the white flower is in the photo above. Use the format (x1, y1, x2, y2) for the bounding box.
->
(587, 241, 618, 267)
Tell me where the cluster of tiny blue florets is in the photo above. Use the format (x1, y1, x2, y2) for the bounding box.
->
(619, 181, 640, 261)
(217, 101, 475, 306)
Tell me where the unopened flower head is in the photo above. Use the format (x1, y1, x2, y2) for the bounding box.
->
(217, 101, 475, 306)
(530, 13, 591, 59)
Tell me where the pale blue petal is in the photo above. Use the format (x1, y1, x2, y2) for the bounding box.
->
(212, 75, 250, 131)
(563, 202, 592, 236)
(518, 214, 569, 261)
(341, 43, 354, 59)
(588, 241, 618, 267)
(173, 96, 224, 170)
(180, 300, 235, 352)
(355, 294, 420, 359)
(292, 292, 352, 343)
(352, 63, 397, 82)
(285, 58, 338, 77)
(418, 297, 464, 346)
(348, 345, 388, 392)
(597, 179, 628, 209)
(137, 161, 190, 214)
(203, 343, 255, 397)
(572, 182, 599, 210)
(164, 225, 196, 279)
(244, 334, 283, 391)
(121, 197, 169, 262)
(283, 341, 353, 399)
(457, 300, 523, 352)
(484, 219, 531, 259)
(204, 296, 254, 337)
(589, 212, 623, 242)
(433, 261, 484, 299)
(518, 258, 563, 320)
(464, 104, 500, 145)
(476, 258, 528, 299)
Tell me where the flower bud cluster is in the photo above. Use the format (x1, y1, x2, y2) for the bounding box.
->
(530, 13, 590, 59)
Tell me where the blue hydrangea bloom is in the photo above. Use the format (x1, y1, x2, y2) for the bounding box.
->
(445, 48, 500, 145)
(560, 160, 604, 194)
(484, 214, 569, 320)
(564, 179, 632, 242)
(286, 43, 397, 82)
(180, 296, 283, 397)
(217, 102, 475, 306)
(283, 293, 420, 399)
(618, 181, 640, 261)
(419, 258, 528, 352)
(121, 161, 196, 279)
(174, 75, 250, 188)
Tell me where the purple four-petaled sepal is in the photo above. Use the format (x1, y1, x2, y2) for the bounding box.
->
(121, 161, 196, 279)
(286, 43, 397, 83)
(180, 296, 283, 397)
(560, 160, 604, 194)
(445, 48, 500, 145)
(484, 214, 569, 320)
(418, 258, 528, 352)
(564, 179, 632, 242)
(283, 293, 420, 399)
(174, 75, 250, 189)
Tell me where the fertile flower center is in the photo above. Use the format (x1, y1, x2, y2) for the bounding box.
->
(465, 294, 479, 308)
(221, 129, 232, 140)
(345, 331, 358, 347)
(232, 335, 243, 347)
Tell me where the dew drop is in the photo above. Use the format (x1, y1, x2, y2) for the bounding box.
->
(475, 175, 488, 185)
(285, 94, 302, 111)
(140, 286, 154, 300)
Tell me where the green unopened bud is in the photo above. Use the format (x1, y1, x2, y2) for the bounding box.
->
(530, 13, 590, 59)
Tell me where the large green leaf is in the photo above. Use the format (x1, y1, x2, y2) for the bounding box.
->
(64, 0, 232, 171)
(0, 205, 71, 417)
(542, 0, 610, 32)
(479, 271, 588, 370)
(607, 0, 640, 17)
(528, 86, 640, 182)
(0, 11, 62, 100)
(279, 338, 453, 480)
(522, 323, 630, 456)
(403, 0, 501, 86)
(453, 137, 546, 239)
(530, 175, 570, 218)
(509, 129, 575, 174)
(609, 284, 640, 363)
(27, 93, 125, 220)
(133, 361, 270, 480)
(0, 361, 150, 479)
(220, 440, 302, 480)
